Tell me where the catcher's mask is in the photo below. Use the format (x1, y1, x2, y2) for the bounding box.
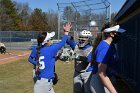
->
(78, 30, 92, 48)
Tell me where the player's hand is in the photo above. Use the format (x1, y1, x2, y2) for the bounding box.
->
(35, 65, 40, 74)
(63, 22, 72, 35)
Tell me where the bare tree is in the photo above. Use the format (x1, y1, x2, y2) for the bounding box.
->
(46, 10, 58, 31)
(15, 2, 31, 31)
(63, 6, 75, 22)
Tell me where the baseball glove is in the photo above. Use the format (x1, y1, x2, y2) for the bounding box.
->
(53, 73, 59, 85)
(0, 46, 6, 54)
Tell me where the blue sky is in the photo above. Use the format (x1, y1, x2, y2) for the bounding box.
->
(13, 0, 126, 13)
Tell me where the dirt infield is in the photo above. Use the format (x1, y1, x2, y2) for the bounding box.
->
(0, 50, 31, 65)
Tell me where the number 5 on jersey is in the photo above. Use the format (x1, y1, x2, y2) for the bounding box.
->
(39, 56, 45, 69)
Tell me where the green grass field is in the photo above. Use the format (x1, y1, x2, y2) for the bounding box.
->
(0, 57, 133, 93)
(0, 58, 74, 93)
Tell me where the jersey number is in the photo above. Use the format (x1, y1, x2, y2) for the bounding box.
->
(39, 56, 45, 69)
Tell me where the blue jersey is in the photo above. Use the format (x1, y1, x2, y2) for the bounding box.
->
(67, 38, 93, 72)
(28, 35, 68, 79)
(94, 40, 118, 76)
(38, 35, 68, 79)
(28, 46, 37, 67)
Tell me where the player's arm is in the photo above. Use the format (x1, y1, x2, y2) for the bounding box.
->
(52, 35, 68, 54)
(28, 47, 37, 66)
(51, 22, 72, 55)
(96, 48, 117, 93)
(66, 36, 77, 50)
(98, 63, 117, 93)
(28, 56, 37, 66)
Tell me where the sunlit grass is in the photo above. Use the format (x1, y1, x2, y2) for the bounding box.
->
(0, 58, 74, 93)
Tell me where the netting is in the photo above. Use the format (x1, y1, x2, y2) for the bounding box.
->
(57, 0, 111, 40)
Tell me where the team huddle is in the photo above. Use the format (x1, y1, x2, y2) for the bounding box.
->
(28, 21, 126, 93)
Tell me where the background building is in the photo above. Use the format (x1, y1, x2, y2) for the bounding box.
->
(114, 0, 140, 93)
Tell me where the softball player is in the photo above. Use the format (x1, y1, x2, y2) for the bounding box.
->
(0, 42, 6, 54)
(67, 30, 93, 93)
(90, 24, 126, 93)
(28, 22, 72, 93)
(28, 32, 47, 83)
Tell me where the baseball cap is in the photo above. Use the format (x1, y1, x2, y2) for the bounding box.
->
(104, 25, 126, 33)
(42, 32, 55, 45)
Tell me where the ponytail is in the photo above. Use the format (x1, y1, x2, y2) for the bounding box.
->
(36, 32, 47, 57)
(91, 32, 103, 65)
(36, 32, 47, 74)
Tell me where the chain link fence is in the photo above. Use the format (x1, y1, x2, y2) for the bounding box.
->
(0, 31, 59, 50)
(0, 30, 100, 50)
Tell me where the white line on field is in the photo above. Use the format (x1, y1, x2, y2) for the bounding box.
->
(0, 53, 29, 61)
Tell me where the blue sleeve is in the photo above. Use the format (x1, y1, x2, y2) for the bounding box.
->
(51, 35, 68, 56)
(87, 51, 92, 63)
(28, 47, 37, 65)
(95, 47, 109, 64)
(66, 37, 77, 50)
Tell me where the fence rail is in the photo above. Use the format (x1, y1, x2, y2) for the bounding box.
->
(0, 31, 99, 50)
(0, 31, 58, 50)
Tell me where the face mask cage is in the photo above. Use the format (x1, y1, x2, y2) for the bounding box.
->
(78, 36, 89, 48)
